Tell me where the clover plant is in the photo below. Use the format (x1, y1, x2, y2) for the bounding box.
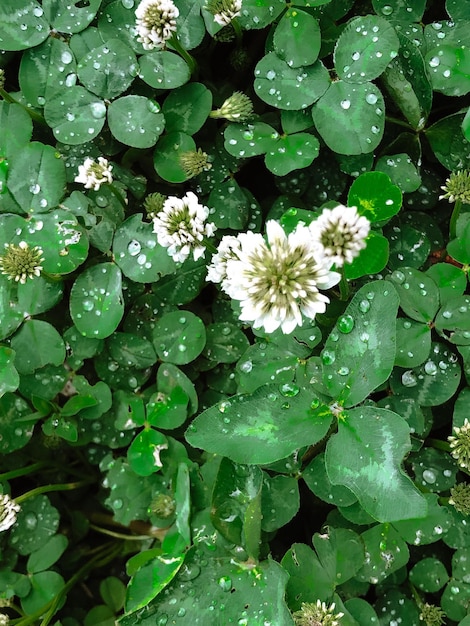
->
(0, 0, 470, 625)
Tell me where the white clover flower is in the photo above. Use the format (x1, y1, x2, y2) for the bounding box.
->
(448, 418, 470, 470)
(216, 220, 340, 334)
(293, 599, 344, 626)
(206, 235, 242, 289)
(135, 0, 179, 50)
(0, 241, 44, 284)
(0, 494, 20, 533)
(309, 204, 370, 268)
(74, 157, 113, 191)
(152, 191, 217, 263)
(206, 0, 242, 26)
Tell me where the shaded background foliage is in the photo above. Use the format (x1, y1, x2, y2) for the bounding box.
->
(0, 0, 470, 625)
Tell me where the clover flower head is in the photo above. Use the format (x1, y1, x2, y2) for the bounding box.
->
(0, 613, 10, 626)
(179, 148, 212, 179)
(152, 191, 216, 263)
(206, 234, 242, 288)
(449, 482, 470, 515)
(448, 418, 470, 471)
(419, 602, 446, 626)
(144, 192, 166, 219)
(135, 0, 179, 50)
(0, 241, 44, 284)
(211, 92, 253, 122)
(439, 169, 470, 204)
(309, 204, 370, 268)
(210, 220, 340, 334)
(293, 599, 344, 626)
(0, 494, 20, 533)
(206, 0, 242, 26)
(149, 493, 176, 518)
(75, 157, 113, 191)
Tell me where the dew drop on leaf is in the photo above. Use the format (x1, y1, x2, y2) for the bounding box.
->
(322, 349, 336, 365)
(338, 314, 355, 333)
(401, 370, 418, 387)
(279, 382, 300, 397)
(127, 240, 141, 256)
(24, 512, 38, 530)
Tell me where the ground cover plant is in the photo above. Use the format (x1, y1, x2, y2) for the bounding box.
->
(0, 0, 470, 624)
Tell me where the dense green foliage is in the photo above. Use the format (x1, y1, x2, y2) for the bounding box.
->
(0, 0, 470, 624)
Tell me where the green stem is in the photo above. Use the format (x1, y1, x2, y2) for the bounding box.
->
(11, 542, 121, 626)
(15, 480, 93, 505)
(384, 115, 413, 130)
(0, 462, 47, 482)
(89, 523, 150, 541)
(339, 273, 349, 300)
(203, 237, 218, 254)
(169, 35, 198, 76)
(449, 198, 462, 240)
(427, 438, 451, 452)
(232, 18, 243, 46)
(408, 581, 423, 610)
(0, 88, 47, 125)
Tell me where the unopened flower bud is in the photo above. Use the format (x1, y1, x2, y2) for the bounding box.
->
(179, 148, 212, 178)
(210, 92, 253, 123)
(440, 169, 470, 204)
(449, 482, 470, 515)
(144, 192, 166, 218)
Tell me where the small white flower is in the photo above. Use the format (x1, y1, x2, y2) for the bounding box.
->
(152, 191, 216, 263)
(206, 0, 242, 26)
(0, 494, 20, 533)
(74, 157, 113, 191)
(310, 204, 370, 268)
(216, 220, 340, 334)
(135, 0, 179, 50)
(293, 599, 344, 626)
(206, 235, 242, 288)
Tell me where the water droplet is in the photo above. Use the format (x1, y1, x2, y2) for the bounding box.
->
(279, 382, 300, 397)
(61, 50, 73, 64)
(429, 56, 440, 68)
(127, 240, 141, 256)
(338, 366, 350, 376)
(113, 498, 123, 509)
(310, 398, 320, 409)
(24, 512, 38, 530)
(90, 101, 107, 119)
(218, 576, 232, 592)
(29, 183, 40, 195)
(266, 70, 276, 80)
(178, 344, 186, 352)
(359, 299, 370, 314)
(422, 469, 436, 484)
(391, 270, 406, 284)
(381, 5, 393, 15)
(221, 326, 231, 335)
(321, 349, 336, 365)
(338, 314, 354, 333)
(442, 310, 452, 319)
(340, 99, 351, 110)
(402, 370, 418, 387)
(366, 93, 378, 105)
(424, 361, 438, 376)
(352, 51, 361, 61)
(403, 320, 412, 329)
(239, 360, 252, 374)
(82, 299, 94, 312)
(122, 0, 134, 6)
